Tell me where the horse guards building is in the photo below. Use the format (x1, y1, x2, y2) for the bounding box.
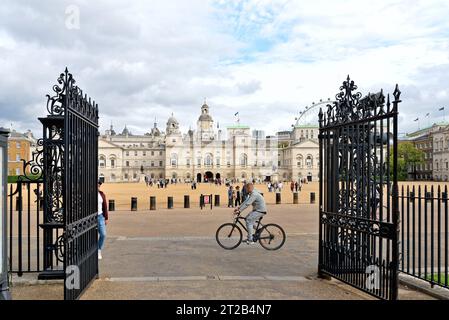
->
(98, 102, 320, 183)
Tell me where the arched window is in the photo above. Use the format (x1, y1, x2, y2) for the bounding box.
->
(240, 154, 248, 167)
(171, 153, 178, 167)
(296, 154, 303, 168)
(99, 155, 106, 168)
(205, 153, 213, 166)
(109, 155, 116, 168)
(306, 155, 313, 168)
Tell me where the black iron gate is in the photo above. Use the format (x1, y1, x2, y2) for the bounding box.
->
(318, 76, 401, 300)
(41, 68, 99, 300)
(8, 150, 48, 276)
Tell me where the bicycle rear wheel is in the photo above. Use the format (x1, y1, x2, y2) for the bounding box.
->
(216, 223, 242, 250)
(258, 224, 286, 250)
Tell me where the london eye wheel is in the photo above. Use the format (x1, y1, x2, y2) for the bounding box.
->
(294, 98, 336, 127)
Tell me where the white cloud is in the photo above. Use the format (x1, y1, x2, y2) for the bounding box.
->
(1, 0, 449, 136)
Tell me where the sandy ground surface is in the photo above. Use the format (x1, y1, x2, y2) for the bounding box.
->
(100, 181, 318, 210)
(8, 181, 448, 211)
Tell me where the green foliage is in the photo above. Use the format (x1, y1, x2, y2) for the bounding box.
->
(7, 175, 41, 183)
(390, 142, 425, 181)
(426, 274, 448, 286)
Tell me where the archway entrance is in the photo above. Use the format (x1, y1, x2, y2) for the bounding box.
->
(205, 171, 213, 182)
(197, 173, 202, 183)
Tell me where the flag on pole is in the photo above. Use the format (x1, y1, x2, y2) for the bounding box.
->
(439, 107, 445, 111)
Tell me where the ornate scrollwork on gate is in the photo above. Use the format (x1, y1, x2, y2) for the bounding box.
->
(319, 76, 401, 300)
(17, 138, 44, 182)
(44, 125, 64, 223)
(321, 211, 395, 240)
(46, 68, 78, 116)
(321, 76, 390, 128)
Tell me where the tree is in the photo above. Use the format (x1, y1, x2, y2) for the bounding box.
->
(390, 142, 424, 181)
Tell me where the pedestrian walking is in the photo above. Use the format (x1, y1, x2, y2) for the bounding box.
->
(227, 186, 234, 208)
(97, 181, 109, 260)
(235, 186, 241, 207)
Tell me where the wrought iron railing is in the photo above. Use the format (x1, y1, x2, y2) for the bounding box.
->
(399, 185, 449, 289)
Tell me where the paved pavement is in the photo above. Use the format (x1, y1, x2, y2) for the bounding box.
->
(10, 204, 434, 300)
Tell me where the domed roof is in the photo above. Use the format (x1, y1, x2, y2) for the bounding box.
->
(199, 113, 213, 121)
(151, 127, 161, 136)
(198, 101, 213, 122)
(121, 125, 131, 135)
(167, 113, 178, 124)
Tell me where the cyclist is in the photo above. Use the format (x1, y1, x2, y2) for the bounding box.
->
(234, 182, 267, 244)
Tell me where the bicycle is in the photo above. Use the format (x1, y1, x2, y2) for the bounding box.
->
(216, 210, 286, 250)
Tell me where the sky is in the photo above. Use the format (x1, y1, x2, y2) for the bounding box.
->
(1, 0, 449, 137)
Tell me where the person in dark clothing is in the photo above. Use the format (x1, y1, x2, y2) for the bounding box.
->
(241, 183, 248, 202)
(235, 186, 241, 207)
(227, 186, 234, 207)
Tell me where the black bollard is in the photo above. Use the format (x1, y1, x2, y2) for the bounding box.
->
(214, 194, 220, 207)
(168, 196, 173, 209)
(200, 194, 204, 209)
(293, 192, 298, 204)
(150, 196, 156, 210)
(310, 192, 316, 204)
(131, 197, 138, 211)
(276, 192, 281, 205)
(184, 195, 190, 208)
(109, 199, 115, 212)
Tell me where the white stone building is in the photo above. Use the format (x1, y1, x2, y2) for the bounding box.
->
(432, 124, 449, 181)
(98, 102, 320, 183)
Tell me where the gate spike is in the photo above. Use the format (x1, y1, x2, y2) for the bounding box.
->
(393, 84, 401, 101)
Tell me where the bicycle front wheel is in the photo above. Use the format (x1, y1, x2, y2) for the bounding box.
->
(216, 223, 243, 250)
(258, 224, 286, 250)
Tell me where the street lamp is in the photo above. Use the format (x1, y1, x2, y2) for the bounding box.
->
(0, 127, 10, 300)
